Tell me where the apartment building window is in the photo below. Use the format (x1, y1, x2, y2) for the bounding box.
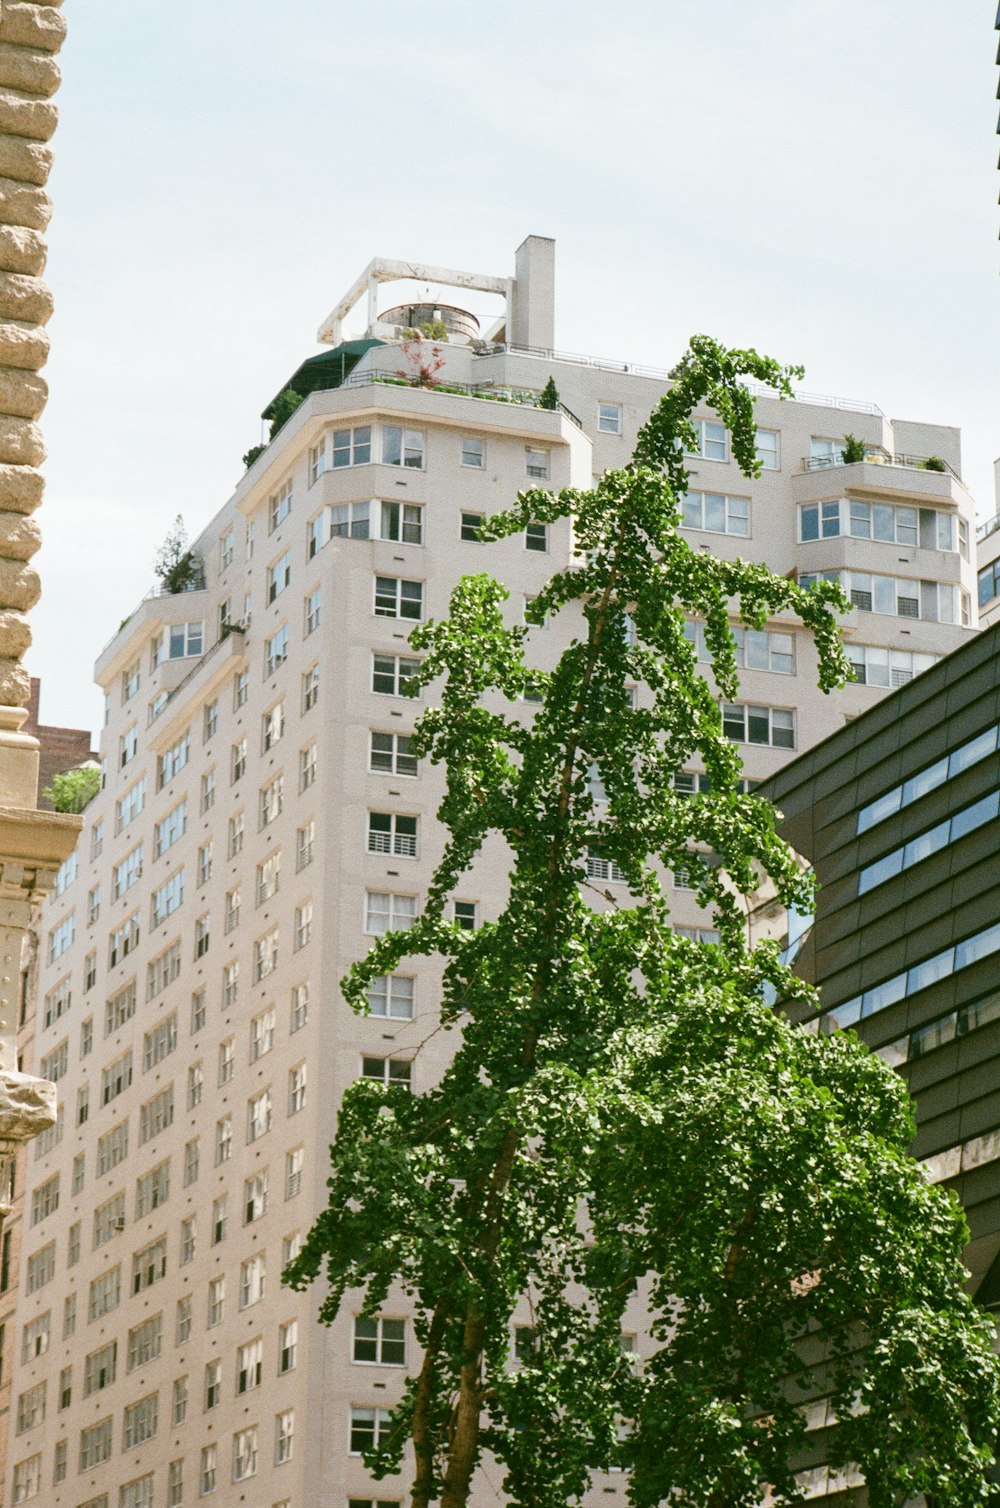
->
(847, 644, 937, 688)
(84, 950, 97, 992)
(296, 819, 314, 870)
(303, 587, 321, 638)
(191, 988, 207, 1033)
(302, 662, 319, 712)
(206, 1279, 225, 1335)
(54, 1437, 68, 1485)
(115, 776, 146, 833)
(372, 651, 421, 696)
(262, 702, 284, 754)
(183, 1137, 200, 1185)
(199, 768, 215, 814)
(120, 1475, 154, 1508)
(461, 510, 484, 542)
(233, 669, 249, 713)
(461, 434, 484, 468)
(234, 1336, 263, 1396)
(123, 1394, 158, 1449)
(285, 1146, 304, 1199)
(11, 1454, 41, 1504)
(108, 918, 141, 978)
(247, 1089, 272, 1144)
(154, 800, 187, 859)
(147, 940, 181, 1000)
(211, 1193, 228, 1245)
(681, 490, 749, 536)
(454, 900, 477, 930)
(267, 550, 291, 604)
(193, 913, 211, 960)
(290, 983, 309, 1033)
(278, 1319, 297, 1373)
(132, 1235, 167, 1295)
(233, 1424, 258, 1481)
(214, 1115, 232, 1170)
(222, 960, 239, 1007)
(368, 973, 415, 1020)
(143, 1012, 177, 1070)
(722, 703, 795, 749)
(101, 1049, 133, 1105)
(260, 775, 284, 827)
(331, 423, 372, 469)
(91, 819, 104, 859)
(180, 1216, 196, 1264)
(381, 498, 424, 544)
(327, 499, 368, 540)
(227, 738, 247, 788)
(368, 811, 418, 857)
(350, 1406, 392, 1454)
(374, 575, 423, 619)
(151, 621, 203, 669)
(239, 1253, 266, 1308)
(47, 914, 74, 965)
(288, 1061, 307, 1114)
(724, 625, 796, 675)
(745, 428, 780, 473)
(353, 1315, 406, 1365)
(525, 521, 548, 552)
(42, 976, 70, 1028)
(586, 851, 626, 883)
(151, 870, 184, 928)
(135, 1163, 170, 1220)
(382, 423, 424, 468)
(157, 733, 190, 790)
(79, 1417, 112, 1470)
(275, 1409, 295, 1465)
(15, 1379, 46, 1433)
(127, 1314, 162, 1372)
(71, 1145, 85, 1187)
(244, 1170, 268, 1224)
(200, 1443, 217, 1495)
(119, 723, 138, 769)
(525, 446, 549, 479)
(598, 401, 623, 435)
(21, 1312, 49, 1361)
(219, 525, 235, 569)
(370, 730, 418, 777)
(96, 1121, 128, 1177)
(172, 1378, 187, 1426)
(25, 1243, 55, 1295)
(687, 417, 727, 461)
(299, 742, 317, 790)
(365, 891, 417, 935)
(265, 624, 289, 676)
(362, 1055, 412, 1090)
(225, 885, 241, 932)
(228, 809, 245, 856)
(39, 1039, 68, 1081)
(269, 477, 293, 531)
(54, 849, 77, 895)
(253, 930, 278, 983)
(93, 1191, 125, 1249)
(218, 1036, 235, 1085)
(246, 1010, 274, 1069)
(29, 1172, 58, 1227)
(176, 1295, 192, 1342)
(138, 1085, 174, 1144)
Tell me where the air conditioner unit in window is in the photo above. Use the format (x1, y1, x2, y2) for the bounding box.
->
(113, 1217, 125, 1232)
(897, 598, 919, 618)
(850, 590, 873, 611)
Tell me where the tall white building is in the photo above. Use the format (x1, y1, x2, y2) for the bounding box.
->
(4, 238, 981, 1508)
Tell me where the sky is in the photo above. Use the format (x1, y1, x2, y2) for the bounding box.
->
(28, 0, 1000, 733)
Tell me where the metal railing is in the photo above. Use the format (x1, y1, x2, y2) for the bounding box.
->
(331, 367, 584, 429)
(977, 514, 1000, 543)
(802, 450, 961, 481)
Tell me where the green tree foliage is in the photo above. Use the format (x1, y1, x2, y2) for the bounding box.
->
(287, 336, 999, 1507)
(43, 765, 99, 813)
(153, 514, 199, 593)
(538, 375, 560, 409)
(268, 385, 304, 438)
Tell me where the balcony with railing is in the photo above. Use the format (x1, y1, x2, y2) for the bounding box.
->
(794, 452, 970, 511)
(803, 446, 961, 481)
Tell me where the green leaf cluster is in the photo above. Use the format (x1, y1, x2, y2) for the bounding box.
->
(287, 336, 999, 1507)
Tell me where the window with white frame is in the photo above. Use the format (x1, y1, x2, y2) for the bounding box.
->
(25, 1243, 55, 1295)
(304, 585, 321, 634)
(47, 914, 74, 964)
(370, 730, 418, 777)
(350, 1406, 392, 1454)
(231, 736, 247, 783)
(175, 1294, 192, 1344)
(30, 1174, 58, 1226)
(265, 624, 289, 675)
(353, 1314, 406, 1365)
(233, 666, 249, 708)
(846, 644, 937, 688)
(112, 844, 143, 901)
(91, 819, 104, 859)
(380, 498, 424, 544)
(721, 703, 795, 749)
(96, 1121, 128, 1177)
(218, 1037, 235, 1085)
(116, 775, 147, 830)
(120, 1475, 154, 1508)
(269, 478, 293, 532)
(801, 568, 958, 624)
(39, 1039, 68, 1081)
(108, 912, 140, 967)
(299, 742, 317, 790)
(142, 1012, 177, 1070)
(367, 973, 415, 1020)
(222, 960, 239, 1007)
(180, 1215, 196, 1263)
(247, 1088, 272, 1142)
(236, 1336, 263, 1395)
(267, 550, 291, 603)
(211, 1193, 227, 1244)
(43, 976, 71, 1028)
(260, 775, 284, 827)
(461, 510, 485, 541)
(233, 1424, 258, 1481)
(302, 662, 319, 711)
(329, 498, 371, 538)
(294, 902, 312, 950)
(131, 1235, 166, 1295)
(123, 1393, 158, 1449)
(126, 1313, 162, 1371)
(100, 1049, 132, 1106)
(372, 652, 421, 697)
(374, 575, 423, 619)
(87, 882, 100, 923)
(288, 1061, 307, 1113)
(244, 1170, 268, 1224)
(681, 491, 749, 536)
(200, 1443, 217, 1495)
(290, 982, 309, 1033)
(154, 800, 187, 858)
(368, 811, 418, 857)
(382, 424, 424, 468)
(198, 839, 212, 885)
(296, 819, 315, 870)
(138, 1085, 174, 1144)
(275, 1409, 295, 1465)
(215, 1116, 232, 1165)
(219, 526, 235, 569)
(79, 1416, 112, 1470)
(151, 870, 184, 928)
(755, 428, 779, 470)
(249, 1007, 275, 1064)
(157, 733, 189, 790)
(799, 498, 955, 549)
(228, 809, 245, 856)
(187, 1061, 203, 1109)
(525, 521, 548, 552)
(257, 852, 280, 905)
(454, 900, 477, 930)
(331, 423, 372, 468)
(224, 885, 241, 933)
(92, 1191, 125, 1248)
(362, 1054, 412, 1090)
(278, 1318, 297, 1373)
(88, 1267, 120, 1322)
(598, 400, 623, 435)
(155, 621, 204, 665)
(687, 417, 727, 460)
(239, 1253, 266, 1309)
(191, 988, 206, 1033)
(681, 622, 797, 675)
(135, 1161, 170, 1219)
(365, 891, 417, 935)
(260, 704, 284, 758)
(461, 434, 484, 468)
(54, 849, 77, 896)
(285, 1145, 304, 1199)
(11, 1454, 41, 1502)
(119, 722, 138, 769)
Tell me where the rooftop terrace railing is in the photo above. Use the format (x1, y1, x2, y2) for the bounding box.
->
(977, 514, 1000, 543)
(332, 367, 584, 429)
(803, 449, 962, 482)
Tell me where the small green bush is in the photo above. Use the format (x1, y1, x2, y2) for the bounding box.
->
(44, 766, 100, 814)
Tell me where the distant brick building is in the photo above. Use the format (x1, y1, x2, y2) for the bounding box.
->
(23, 678, 96, 809)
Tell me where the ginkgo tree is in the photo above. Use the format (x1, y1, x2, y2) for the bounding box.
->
(287, 337, 999, 1508)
